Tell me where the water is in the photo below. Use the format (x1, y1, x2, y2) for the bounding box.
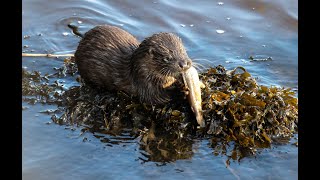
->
(22, 0, 298, 179)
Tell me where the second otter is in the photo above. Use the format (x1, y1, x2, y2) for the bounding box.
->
(75, 25, 193, 104)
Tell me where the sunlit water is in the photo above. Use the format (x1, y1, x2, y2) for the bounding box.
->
(22, 0, 298, 179)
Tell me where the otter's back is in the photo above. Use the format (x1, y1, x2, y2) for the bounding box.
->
(75, 25, 139, 91)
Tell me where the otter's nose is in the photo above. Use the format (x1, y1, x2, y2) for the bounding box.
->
(178, 60, 191, 70)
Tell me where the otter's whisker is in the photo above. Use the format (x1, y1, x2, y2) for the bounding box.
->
(192, 62, 207, 72)
(193, 59, 214, 66)
(164, 68, 171, 78)
(159, 67, 167, 76)
(159, 69, 168, 83)
(192, 58, 213, 64)
(150, 68, 163, 85)
(159, 67, 168, 77)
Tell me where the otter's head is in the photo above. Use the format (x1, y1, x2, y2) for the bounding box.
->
(130, 33, 192, 104)
(133, 33, 192, 78)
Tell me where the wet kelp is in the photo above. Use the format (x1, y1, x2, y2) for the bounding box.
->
(22, 58, 76, 105)
(22, 57, 298, 163)
(201, 66, 297, 161)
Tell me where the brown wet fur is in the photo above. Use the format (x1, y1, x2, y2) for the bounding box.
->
(75, 25, 192, 104)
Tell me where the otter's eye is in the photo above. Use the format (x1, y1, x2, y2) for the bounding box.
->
(163, 58, 169, 63)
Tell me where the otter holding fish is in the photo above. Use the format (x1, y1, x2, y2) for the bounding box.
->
(73, 25, 205, 127)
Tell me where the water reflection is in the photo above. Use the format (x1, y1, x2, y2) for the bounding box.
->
(139, 122, 194, 163)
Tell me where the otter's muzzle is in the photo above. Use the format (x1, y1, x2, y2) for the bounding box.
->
(178, 59, 192, 71)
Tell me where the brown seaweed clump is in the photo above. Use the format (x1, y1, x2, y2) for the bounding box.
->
(22, 58, 298, 162)
(200, 66, 297, 160)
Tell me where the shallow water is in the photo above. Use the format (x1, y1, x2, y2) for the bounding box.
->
(22, 0, 298, 179)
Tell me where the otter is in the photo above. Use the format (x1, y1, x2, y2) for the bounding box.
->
(74, 25, 192, 104)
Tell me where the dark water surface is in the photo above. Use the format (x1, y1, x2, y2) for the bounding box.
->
(22, 0, 298, 179)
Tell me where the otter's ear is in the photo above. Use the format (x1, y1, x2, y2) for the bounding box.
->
(148, 47, 154, 55)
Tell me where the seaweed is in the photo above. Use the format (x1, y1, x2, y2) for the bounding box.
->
(22, 57, 77, 105)
(22, 58, 298, 163)
(200, 65, 297, 158)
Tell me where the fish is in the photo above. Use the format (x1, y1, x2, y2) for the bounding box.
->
(182, 66, 205, 127)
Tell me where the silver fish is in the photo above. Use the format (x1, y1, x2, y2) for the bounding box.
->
(182, 66, 205, 127)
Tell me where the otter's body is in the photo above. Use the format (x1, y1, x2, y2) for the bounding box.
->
(75, 25, 138, 93)
(75, 25, 192, 104)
